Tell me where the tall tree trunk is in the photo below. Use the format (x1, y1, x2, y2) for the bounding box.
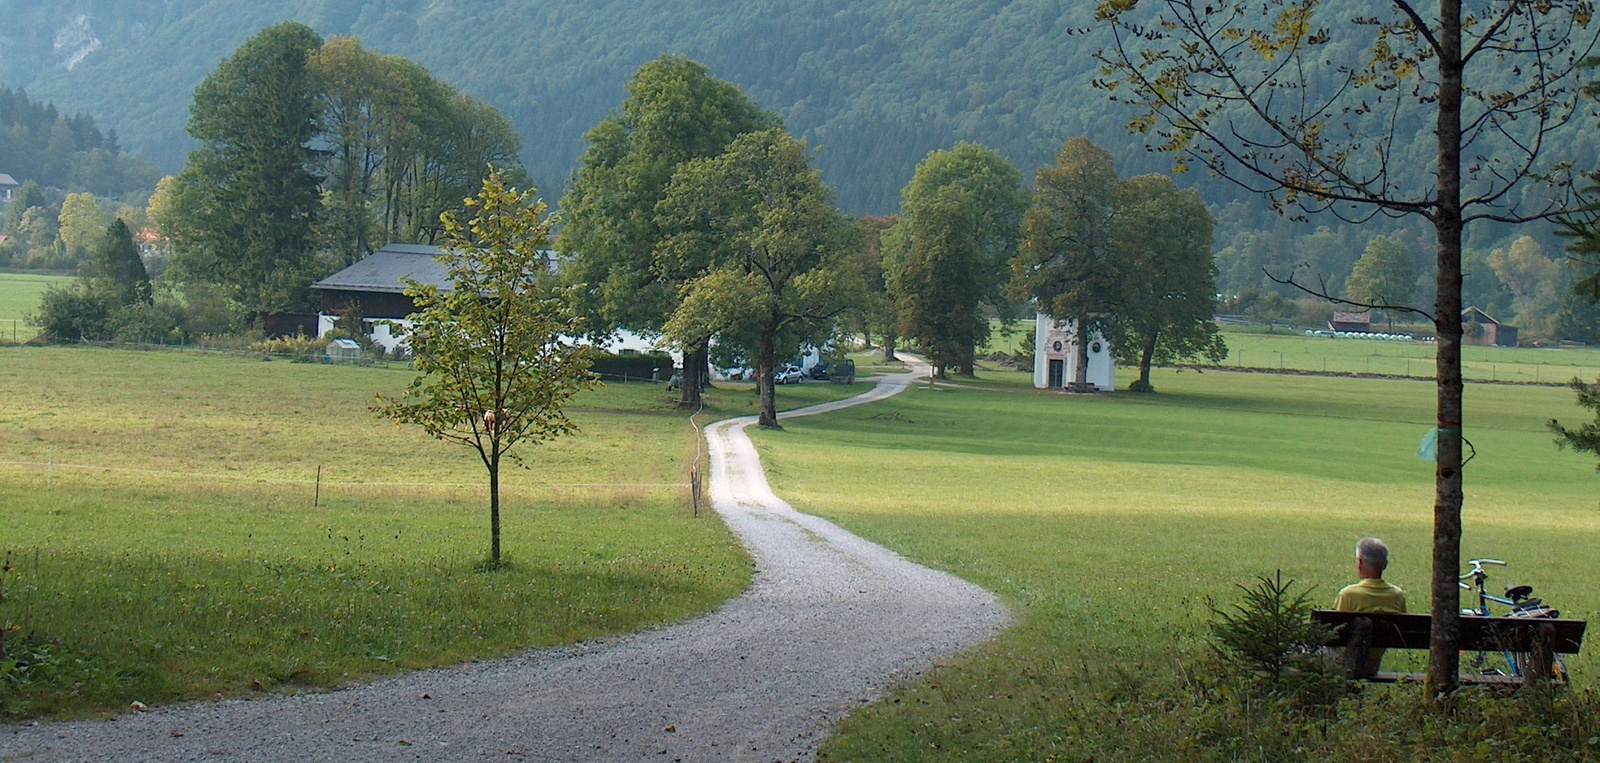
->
(959, 343, 975, 377)
(489, 448, 501, 566)
(757, 326, 779, 428)
(1427, 0, 1465, 698)
(1137, 331, 1158, 392)
(679, 342, 707, 408)
(1073, 315, 1091, 388)
(884, 333, 898, 362)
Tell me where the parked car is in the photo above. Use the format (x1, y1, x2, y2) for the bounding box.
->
(809, 363, 830, 380)
(774, 365, 805, 385)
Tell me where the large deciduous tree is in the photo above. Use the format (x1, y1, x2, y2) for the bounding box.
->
(1097, 0, 1598, 693)
(176, 21, 325, 317)
(1011, 137, 1123, 390)
(657, 128, 858, 428)
(1345, 234, 1420, 330)
(888, 143, 1027, 376)
(1107, 174, 1224, 391)
(559, 55, 779, 407)
(375, 170, 593, 568)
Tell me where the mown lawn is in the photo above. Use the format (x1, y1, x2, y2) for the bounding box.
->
(752, 366, 1600, 760)
(0, 345, 866, 719)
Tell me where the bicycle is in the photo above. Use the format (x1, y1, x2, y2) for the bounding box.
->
(1458, 558, 1567, 682)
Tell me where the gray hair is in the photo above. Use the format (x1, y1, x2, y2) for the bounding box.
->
(1356, 537, 1389, 573)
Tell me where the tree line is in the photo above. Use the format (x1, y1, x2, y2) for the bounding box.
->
(559, 56, 1223, 427)
(34, 21, 525, 343)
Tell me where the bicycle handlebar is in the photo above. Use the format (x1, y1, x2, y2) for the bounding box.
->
(1459, 558, 1506, 580)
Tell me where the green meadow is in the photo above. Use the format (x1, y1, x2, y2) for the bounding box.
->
(0, 345, 860, 718)
(753, 365, 1600, 759)
(1220, 330, 1600, 384)
(0, 273, 66, 344)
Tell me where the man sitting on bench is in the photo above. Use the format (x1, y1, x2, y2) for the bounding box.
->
(1334, 537, 1407, 672)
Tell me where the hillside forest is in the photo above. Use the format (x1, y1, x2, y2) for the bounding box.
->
(5, 5, 1600, 345)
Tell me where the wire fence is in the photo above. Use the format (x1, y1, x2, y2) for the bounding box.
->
(0, 454, 693, 514)
(1220, 346, 1598, 385)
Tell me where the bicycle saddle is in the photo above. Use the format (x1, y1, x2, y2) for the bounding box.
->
(1505, 584, 1534, 601)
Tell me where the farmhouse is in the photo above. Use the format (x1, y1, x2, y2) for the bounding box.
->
(311, 243, 453, 353)
(311, 242, 660, 355)
(1462, 306, 1518, 347)
(1032, 313, 1114, 392)
(1330, 311, 1372, 333)
(0, 173, 17, 204)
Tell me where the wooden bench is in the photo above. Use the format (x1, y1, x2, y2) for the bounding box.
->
(1311, 610, 1587, 685)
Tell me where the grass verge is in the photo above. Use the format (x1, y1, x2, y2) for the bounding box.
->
(0, 345, 867, 719)
(751, 365, 1600, 760)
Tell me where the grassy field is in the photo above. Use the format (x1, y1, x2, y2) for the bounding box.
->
(0, 345, 866, 718)
(0, 272, 66, 344)
(752, 365, 1600, 760)
(977, 317, 1600, 385)
(1219, 330, 1600, 384)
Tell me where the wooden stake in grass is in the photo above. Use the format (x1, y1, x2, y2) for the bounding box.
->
(375, 169, 595, 568)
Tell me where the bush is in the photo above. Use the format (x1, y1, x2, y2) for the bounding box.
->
(587, 351, 676, 381)
(249, 333, 327, 360)
(31, 282, 109, 341)
(109, 299, 185, 343)
(1210, 571, 1340, 699)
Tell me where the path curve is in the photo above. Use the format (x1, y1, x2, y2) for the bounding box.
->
(1, 358, 1010, 762)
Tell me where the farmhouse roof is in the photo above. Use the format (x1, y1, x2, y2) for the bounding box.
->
(1461, 306, 1506, 326)
(0, 174, 17, 186)
(1331, 311, 1372, 324)
(311, 243, 450, 294)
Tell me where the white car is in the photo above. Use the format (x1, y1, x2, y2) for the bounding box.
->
(774, 365, 805, 385)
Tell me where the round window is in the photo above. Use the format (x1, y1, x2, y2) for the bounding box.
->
(1091, 341, 1103, 354)
(1052, 340, 1064, 352)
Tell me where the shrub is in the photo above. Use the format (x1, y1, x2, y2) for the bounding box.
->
(587, 351, 676, 381)
(31, 282, 109, 341)
(1210, 571, 1336, 687)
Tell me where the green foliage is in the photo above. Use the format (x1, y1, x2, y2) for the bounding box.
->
(893, 186, 986, 375)
(375, 169, 594, 565)
(587, 351, 678, 381)
(560, 55, 778, 336)
(31, 281, 109, 341)
(1012, 137, 1121, 336)
(1107, 173, 1224, 390)
(0, 87, 159, 198)
(1209, 572, 1335, 687)
(655, 128, 859, 427)
(889, 143, 1025, 375)
(174, 21, 325, 317)
(1346, 234, 1421, 320)
(1548, 376, 1600, 469)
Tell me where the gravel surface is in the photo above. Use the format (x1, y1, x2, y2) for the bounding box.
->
(1, 360, 1010, 762)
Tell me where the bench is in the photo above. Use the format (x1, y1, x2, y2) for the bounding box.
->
(1311, 610, 1587, 685)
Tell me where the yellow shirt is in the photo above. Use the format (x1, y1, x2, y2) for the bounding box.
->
(1334, 578, 1407, 613)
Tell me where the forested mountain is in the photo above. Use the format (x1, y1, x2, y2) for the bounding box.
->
(1, 0, 1214, 216)
(5, 1, 1593, 252)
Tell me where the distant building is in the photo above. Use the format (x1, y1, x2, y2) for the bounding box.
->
(1462, 306, 1518, 347)
(1330, 311, 1372, 333)
(0, 174, 17, 204)
(311, 242, 657, 355)
(1033, 313, 1114, 392)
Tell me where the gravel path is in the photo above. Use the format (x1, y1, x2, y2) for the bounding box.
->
(1, 359, 1010, 762)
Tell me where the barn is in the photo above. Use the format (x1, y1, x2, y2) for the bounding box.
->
(1462, 306, 1518, 347)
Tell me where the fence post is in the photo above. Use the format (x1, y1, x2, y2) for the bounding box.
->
(314, 464, 322, 508)
(690, 469, 701, 517)
(47, 445, 53, 488)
